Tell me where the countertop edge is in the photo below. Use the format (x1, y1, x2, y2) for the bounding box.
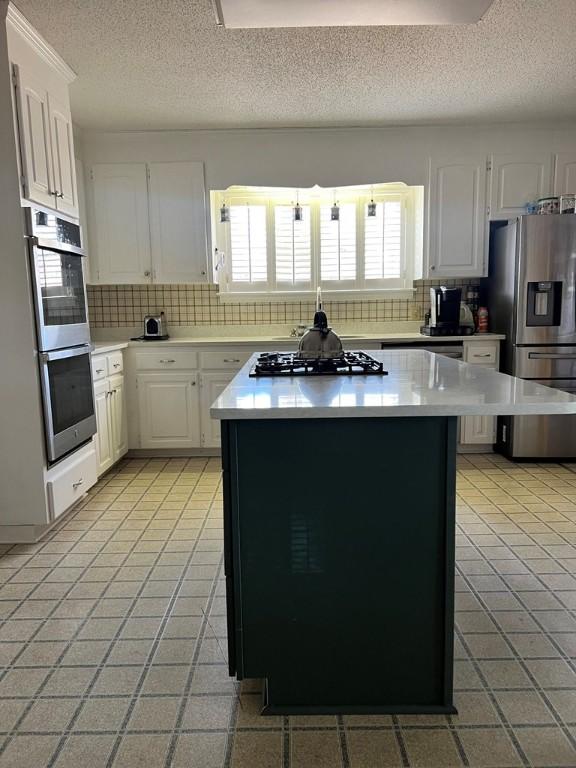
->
(92, 334, 506, 349)
(210, 403, 576, 420)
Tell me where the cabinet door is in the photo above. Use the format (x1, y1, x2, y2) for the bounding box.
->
(428, 156, 488, 278)
(13, 65, 55, 208)
(109, 373, 128, 461)
(90, 163, 151, 284)
(48, 96, 78, 218)
(137, 373, 200, 448)
(148, 162, 208, 283)
(554, 153, 576, 196)
(460, 415, 496, 445)
(490, 154, 552, 219)
(93, 379, 113, 476)
(200, 373, 234, 448)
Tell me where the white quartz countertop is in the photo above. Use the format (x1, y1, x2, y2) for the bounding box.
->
(91, 342, 129, 355)
(94, 332, 504, 348)
(210, 350, 576, 420)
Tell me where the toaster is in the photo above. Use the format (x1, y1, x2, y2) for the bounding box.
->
(143, 312, 169, 340)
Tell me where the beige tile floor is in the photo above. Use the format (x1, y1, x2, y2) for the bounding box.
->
(1, 454, 576, 767)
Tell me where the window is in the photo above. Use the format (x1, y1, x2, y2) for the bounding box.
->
(213, 184, 422, 299)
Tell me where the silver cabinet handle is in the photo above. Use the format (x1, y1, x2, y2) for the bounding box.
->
(57, 192, 64, 199)
(223, 358, 241, 363)
(95, 368, 104, 374)
(144, 270, 151, 277)
(113, 362, 121, 368)
(159, 359, 176, 364)
(430, 265, 436, 270)
(72, 478, 83, 489)
(191, 381, 197, 386)
(472, 353, 492, 358)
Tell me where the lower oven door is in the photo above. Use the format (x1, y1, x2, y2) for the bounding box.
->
(508, 379, 576, 459)
(39, 345, 97, 463)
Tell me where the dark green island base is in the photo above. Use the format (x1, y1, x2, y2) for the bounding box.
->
(221, 416, 458, 715)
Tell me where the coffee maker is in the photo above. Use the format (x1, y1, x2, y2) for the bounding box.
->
(421, 286, 474, 336)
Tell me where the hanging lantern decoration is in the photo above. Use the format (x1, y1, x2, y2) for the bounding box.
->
(331, 191, 340, 221)
(220, 201, 230, 223)
(367, 186, 377, 217)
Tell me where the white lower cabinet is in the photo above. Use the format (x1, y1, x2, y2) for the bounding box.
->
(46, 443, 97, 521)
(94, 379, 114, 475)
(137, 373, 200, 448)
(109, 373, 128, 460)
(200, 372, 235, 448)
(461, 414, 496, 446)
(92, 352, 128, 475)
(459, 339, 500, 451)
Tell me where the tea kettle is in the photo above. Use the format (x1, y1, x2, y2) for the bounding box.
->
(298, 288, 343, 359)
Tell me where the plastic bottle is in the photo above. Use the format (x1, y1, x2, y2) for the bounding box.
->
(477, 306, 488, 333)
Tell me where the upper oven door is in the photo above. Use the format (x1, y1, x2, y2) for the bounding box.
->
(25, 206, 89, 352)
(29, 243, 90, 351)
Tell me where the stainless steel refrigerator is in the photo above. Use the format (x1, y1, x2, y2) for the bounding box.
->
(489, 214, 576, 459)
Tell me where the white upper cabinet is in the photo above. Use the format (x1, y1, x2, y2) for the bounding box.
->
(88, 161, 209, 285)
(13, 66, 55, 209)
(48, 96, 77, 217)
(90, 163, 152, 284)
(554, 153, 576, 196)
(489, 154, 553, 219)
(148, 162, 208, 283)
(7, 7, 79, 218)
(427, 156, 489, 278)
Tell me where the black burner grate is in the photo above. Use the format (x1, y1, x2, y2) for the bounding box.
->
(249, 351, 388, 377)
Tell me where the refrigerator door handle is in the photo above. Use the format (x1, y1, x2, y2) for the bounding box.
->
(528, 352, 576, 360)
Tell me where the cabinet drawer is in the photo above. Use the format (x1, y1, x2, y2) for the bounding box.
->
(91, 355, 108, 381)
(134, 349, 198, 371)
(200, 350, 252, 370)
(464, 344, 497, 365)
(47, 445, 97, 521)
(107, 351, 124, 374)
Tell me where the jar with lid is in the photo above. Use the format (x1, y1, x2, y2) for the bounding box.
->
(477, 306, 489, 333)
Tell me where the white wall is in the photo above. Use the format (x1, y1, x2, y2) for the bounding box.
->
(81, 122, 576, 191)
(0, 0, 48, 528)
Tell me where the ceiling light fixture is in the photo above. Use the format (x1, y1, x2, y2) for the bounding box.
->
(211, 0, 225, 27)
(213, 0, 496, 29)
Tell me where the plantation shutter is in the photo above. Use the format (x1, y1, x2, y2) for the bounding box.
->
(364, 200, 403, 280)
(274, 205, 312, 284)
(229, 204, 268, 283)
(319, 203, 356, 282)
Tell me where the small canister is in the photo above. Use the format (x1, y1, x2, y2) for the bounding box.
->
(537, 197, 560, 214)
(560, 194, 576, 214)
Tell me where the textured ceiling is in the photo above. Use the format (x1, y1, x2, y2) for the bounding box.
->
(10, 0, 576, 130)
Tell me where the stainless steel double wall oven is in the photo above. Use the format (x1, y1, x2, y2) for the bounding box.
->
(25, 206, 96, 463)
(489, 214, 576, 459)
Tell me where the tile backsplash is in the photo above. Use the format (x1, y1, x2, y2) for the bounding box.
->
(87, 279, 480, 328)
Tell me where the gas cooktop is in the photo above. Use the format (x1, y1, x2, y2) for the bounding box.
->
(249, 351, 388, 377)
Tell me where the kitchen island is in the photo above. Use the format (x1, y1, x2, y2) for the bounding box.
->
(211, 350, 576, 715)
